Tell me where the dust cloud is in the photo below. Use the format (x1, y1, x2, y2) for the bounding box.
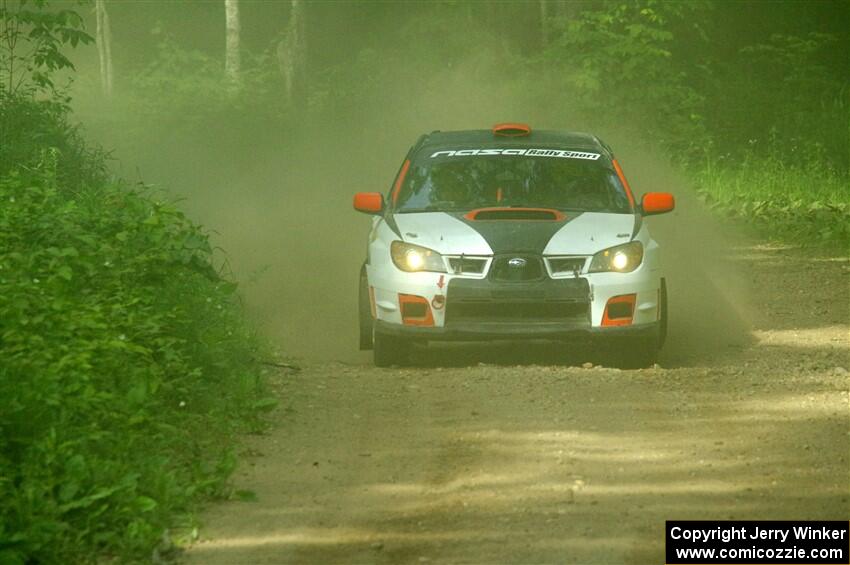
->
(87, 54, 756, 367)
(612, 144, 756, 365)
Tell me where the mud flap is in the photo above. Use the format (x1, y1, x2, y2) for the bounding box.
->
(359, 265, 373, 350)
(658, 277, 668, 350)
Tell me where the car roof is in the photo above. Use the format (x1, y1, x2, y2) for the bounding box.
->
(412, 129, 613, 158)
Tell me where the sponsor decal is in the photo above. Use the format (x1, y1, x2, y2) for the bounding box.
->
(430, 148, 601, 160)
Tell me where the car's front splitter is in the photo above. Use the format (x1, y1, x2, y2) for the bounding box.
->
(375, 319, 661, 342)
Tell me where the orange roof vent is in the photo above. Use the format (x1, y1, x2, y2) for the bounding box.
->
(492, 122, 531, 137)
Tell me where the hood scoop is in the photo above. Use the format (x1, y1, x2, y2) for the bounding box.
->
(464, 207, 566, 221)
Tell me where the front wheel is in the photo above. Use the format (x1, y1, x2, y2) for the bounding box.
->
(658, 278, 668, 350)
(595, 334, 659, 369)
(618, 336, 659, 369)
(373, 330, 410, 367)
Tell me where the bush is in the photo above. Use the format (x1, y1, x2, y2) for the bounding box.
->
(0, 142, 271, 562)
(0, 95, 107, 191)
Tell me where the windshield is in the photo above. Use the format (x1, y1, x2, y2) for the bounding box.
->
(395, 153, 632, 213)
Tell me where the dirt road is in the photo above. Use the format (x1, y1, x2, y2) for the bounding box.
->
(183, 243, 848, 564)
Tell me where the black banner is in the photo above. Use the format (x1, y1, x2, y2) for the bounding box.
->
(666, 521, 849, 564)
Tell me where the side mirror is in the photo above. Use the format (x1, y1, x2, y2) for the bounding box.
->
(641, 192, 675, 216)
(353, 192, 384, 215)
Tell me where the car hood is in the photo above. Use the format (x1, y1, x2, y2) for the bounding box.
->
(392, 211, 636, 256)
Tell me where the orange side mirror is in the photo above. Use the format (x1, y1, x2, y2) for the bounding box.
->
(641, 192, 675, 216)
(353, 192, 384, 215)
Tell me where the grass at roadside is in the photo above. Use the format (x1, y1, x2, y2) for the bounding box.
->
(692, 155, 849, 247)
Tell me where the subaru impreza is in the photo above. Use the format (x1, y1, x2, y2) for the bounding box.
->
(354, 123, 674, 367)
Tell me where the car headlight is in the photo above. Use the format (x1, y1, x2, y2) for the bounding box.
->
(390, 241, 446, 273)
(588, 241, 643, 273)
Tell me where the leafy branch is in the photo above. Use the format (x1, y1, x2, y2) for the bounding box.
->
(0, 0, 93, 99)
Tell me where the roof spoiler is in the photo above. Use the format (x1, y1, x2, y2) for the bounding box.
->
(492, 123, 531, 137)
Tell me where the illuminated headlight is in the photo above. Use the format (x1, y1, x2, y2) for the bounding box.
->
(390, 241, 446, 273)
(588, 241, 643, 273)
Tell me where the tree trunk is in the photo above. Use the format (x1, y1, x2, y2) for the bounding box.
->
(225, 0, 240, 86)
(540, 0, 549, 48)
(277, 0, 306, 108)
(95, 0, 113, 97)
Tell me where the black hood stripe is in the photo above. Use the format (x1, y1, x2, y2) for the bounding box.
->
(383, 213, 402, 238)
(454, 213, 584, 254)
(631, 213, 643, 239)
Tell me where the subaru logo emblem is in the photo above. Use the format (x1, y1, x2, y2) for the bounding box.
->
(508, 257, 527, 268)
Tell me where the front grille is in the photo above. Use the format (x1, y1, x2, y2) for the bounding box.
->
(449, 300, 588, 322)
(445, 277, 592, 328)
(490, 255, 543, 282)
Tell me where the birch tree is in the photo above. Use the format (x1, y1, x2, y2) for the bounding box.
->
(224, 0, 240, 86)
(95, 0, 113, 97)
(276, 0, 306, 108)
(540, 0, 550, 47)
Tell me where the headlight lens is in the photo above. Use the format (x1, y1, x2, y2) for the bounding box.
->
(390, 241, 446, 273)
(588, 241, 643, 273)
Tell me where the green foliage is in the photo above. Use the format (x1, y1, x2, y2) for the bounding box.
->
(1, 1, 102, 192)
(0, 158, 271, 563)
(307, 14, 505, 124)
(535, 1, 848, 246)
(0, 95, 106, 189)
(74, 28, 289, 167)
(126, 30, 283, 126)
(0, 4, 272, 559)
(0, 0, 93, 98)
(705, 32, 848, 171)
(693, 151, 850, 246)
(540, 0, 710, 161)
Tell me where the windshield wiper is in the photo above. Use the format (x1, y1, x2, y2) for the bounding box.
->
(396, 206, 464, 213)
(551, 206, 621, 213)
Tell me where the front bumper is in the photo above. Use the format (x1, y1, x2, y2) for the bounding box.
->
(375, 319, 661, 341)
(367, 252, 661, 338)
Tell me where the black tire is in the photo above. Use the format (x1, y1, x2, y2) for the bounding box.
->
(595, 333, 659, 369)
(358, 267, 373, 351)
(618, 336, 659, 369)
(658, 278, 668, 350)
(373, 330, 410, 367)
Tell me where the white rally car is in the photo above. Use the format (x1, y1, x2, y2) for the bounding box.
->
(354, 123, 675, 367)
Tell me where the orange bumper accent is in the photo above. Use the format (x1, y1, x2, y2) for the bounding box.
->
(398, 293, 435, 327)
(601, 293, 636, 327)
